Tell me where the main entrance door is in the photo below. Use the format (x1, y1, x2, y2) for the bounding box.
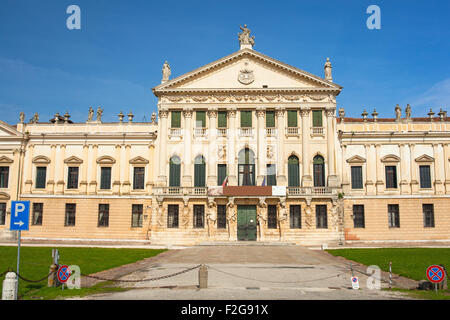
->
(237, 205, 257, 241)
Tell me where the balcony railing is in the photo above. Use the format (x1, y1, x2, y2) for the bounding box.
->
(287, 186, 334, 196)
(311, 127, 324, 136)
(239, 127, 254, 137)
(154, 187, 207, 196)
(266, 128, 277, 137)
(169, 128, 182, 137)
(217, 128, 227, 137)
(286, 127, 300, 136)
(194, 127, 207, 137)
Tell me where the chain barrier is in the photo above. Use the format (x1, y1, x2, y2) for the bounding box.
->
(0, 269, 54, 283)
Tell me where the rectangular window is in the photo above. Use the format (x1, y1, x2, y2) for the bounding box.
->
(266, 111, 275, 128)
(131, 204, 143, 227)
(98, 204, 109, 227)
(67, 167, 79, 189)
(312, 110, 323, 127)
(268, 205, 277, 229)
(287, 110, 298, 127)
(64, 204, 76, 226)
(419, 165, 432, 189)
(133, 167, 145, 190)
(167, 204, 179, 228)
(240, 110, 252, 127)
(423, 204, 435, 228)
(266, 164, 277, 186)
(316, 205, 328, 229)
(100, 167, 112, 190)
(217, 164, 227, 186)
(385, 166, 397, 189)
(351, 166, 363, 189)
(171, 111, 181, 128)
(353, 205, 365, 228)
(0, 166, 9, 188)
(193, 205, 204, 228)
(218, 111, 227, 128)
(388, 204, 400, 228)
(35, 167, 47, 189)
(196, 111, 206, 128)
(0, 203, 6, 225)
(32, 203, 43, 225)
(217, 205, 227, 229)
(290, 205, 301, 229)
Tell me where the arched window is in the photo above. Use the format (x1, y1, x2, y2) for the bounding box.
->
(169, 156, 181, 187)
(288, 155, 300, 187)
(313, 155, 325, 187)
(238, 148, 255, 186)
(194, 155, 206, 187)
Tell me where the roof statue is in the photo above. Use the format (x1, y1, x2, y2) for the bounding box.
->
(87, 106, 94, 122)
(96, 106, 103, 122)
(238, 25, 255, 50)
(162, 61, 171, 83)
(324, 58, 332, 82)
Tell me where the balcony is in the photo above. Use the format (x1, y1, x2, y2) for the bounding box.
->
(194, 127, 207, 138)
(265, 128, 277, 137)
(217, 128, 228, 137)
(287, 186, 335, 196)
(285, 127, 300, 136)
(239, 127, 254, 137)
(169, 128, 182, 137)
(311, 126, 324, 136)
(154, 187, 207, 196)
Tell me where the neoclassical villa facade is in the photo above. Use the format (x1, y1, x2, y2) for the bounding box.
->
(0, 27, 449, 245)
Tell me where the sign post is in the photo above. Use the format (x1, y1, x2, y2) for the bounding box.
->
(426, 265, 445, 294)
(10, 201, 30, 299)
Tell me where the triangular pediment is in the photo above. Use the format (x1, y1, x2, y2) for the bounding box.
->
(415, 154, 434, 163)
(0, 120, 21, 137)
(0, 156, 14, 164)
(153, 49, 342, 94)
(64, 156, 83, 164)
(129, 156, 149, 165)
(346, 155, 366, 163)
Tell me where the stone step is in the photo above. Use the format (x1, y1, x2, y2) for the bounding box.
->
(197, 241, 296, 246)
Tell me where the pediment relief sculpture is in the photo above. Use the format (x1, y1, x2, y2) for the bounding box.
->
(380, 154, 400, 163)
(415, 154, 435, 163)
(346, 155, 366, 163)
(64, 156, 83, 164)
(96, 156, 116, 164)
(129, 156, 149, 165)
(0, 155, 13, 164)
(32, 155, 51, 164)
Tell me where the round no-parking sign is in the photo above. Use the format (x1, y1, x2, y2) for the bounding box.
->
(426, 265, 445, 283)
(57, 265, 71, 283)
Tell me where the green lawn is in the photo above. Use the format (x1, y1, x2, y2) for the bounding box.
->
(326, 248, 450, 281)
(0, 246, 166, 299)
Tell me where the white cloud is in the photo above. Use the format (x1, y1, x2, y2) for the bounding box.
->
(410, 78, 450, 110)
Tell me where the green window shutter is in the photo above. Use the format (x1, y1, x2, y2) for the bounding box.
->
(218, 111, 227, 128)
(312, 110, 322, 127)
(100, 167, 111, 189)
(169, 158, 181, 187)
(287, 110, 298, 127)
(35, 167, 47, 189)
(288, 156, 300, 187)
(194, 157, 206, 187)
(171, 111, 181, 128)
(217, 164, 227, 185)
(196, 111, 206, 128)
(266, 111, 275, 127)
(267, 164, 277, 186)
(240, 111, 252, 127)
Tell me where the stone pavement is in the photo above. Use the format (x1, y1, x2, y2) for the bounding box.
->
(77, 246, 415, 300)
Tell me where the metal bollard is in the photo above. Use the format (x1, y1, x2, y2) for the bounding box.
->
(198, 265, 208, 289)
(2, 272, 18, 300)
(48, 264, 58, 287)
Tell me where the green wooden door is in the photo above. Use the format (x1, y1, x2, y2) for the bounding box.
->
(237, 205, 257, 241)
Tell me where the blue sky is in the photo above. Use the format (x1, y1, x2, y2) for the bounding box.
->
(0, 0, 449, 124)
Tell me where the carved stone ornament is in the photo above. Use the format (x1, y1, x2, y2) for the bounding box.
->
(218, 145, 227, 160)
(238, 63, 254, 85)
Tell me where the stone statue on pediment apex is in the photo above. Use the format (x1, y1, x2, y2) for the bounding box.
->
(87, 107, 94, 122)
(162, 61, 171, 82)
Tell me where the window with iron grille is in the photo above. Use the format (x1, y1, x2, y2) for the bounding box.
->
(0, 166, 9, 188)
(353, 205, 365, 228)
(98, 204, 109, 227)
(316, 205, 328, 229)
(100, 167, 112, 190)
(351, 166, 363, 189)
(385, 166, 397, 189)
(388, 204, 400, 228)
(64, 204, 76, 226)
(423, 204, 435, 228)
(268, 205, 277, 229)
(67, 167, 79, 189)
(133, 167, 145, 190)
(35, 167, 47, 189)
(217, 205, 227, 229)
(266, 164, 277, 186)
(419, 165, 432, 189)
(0, 203, 6, 225)
(167, 204, 179, 228)
(193, 205, 204, 228)
(32, 203, 43, 225)
(131, 204, 143, 227)
(290, 205, 301, 229)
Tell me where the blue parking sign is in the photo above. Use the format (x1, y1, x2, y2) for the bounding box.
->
(10, 201, 30, 231)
